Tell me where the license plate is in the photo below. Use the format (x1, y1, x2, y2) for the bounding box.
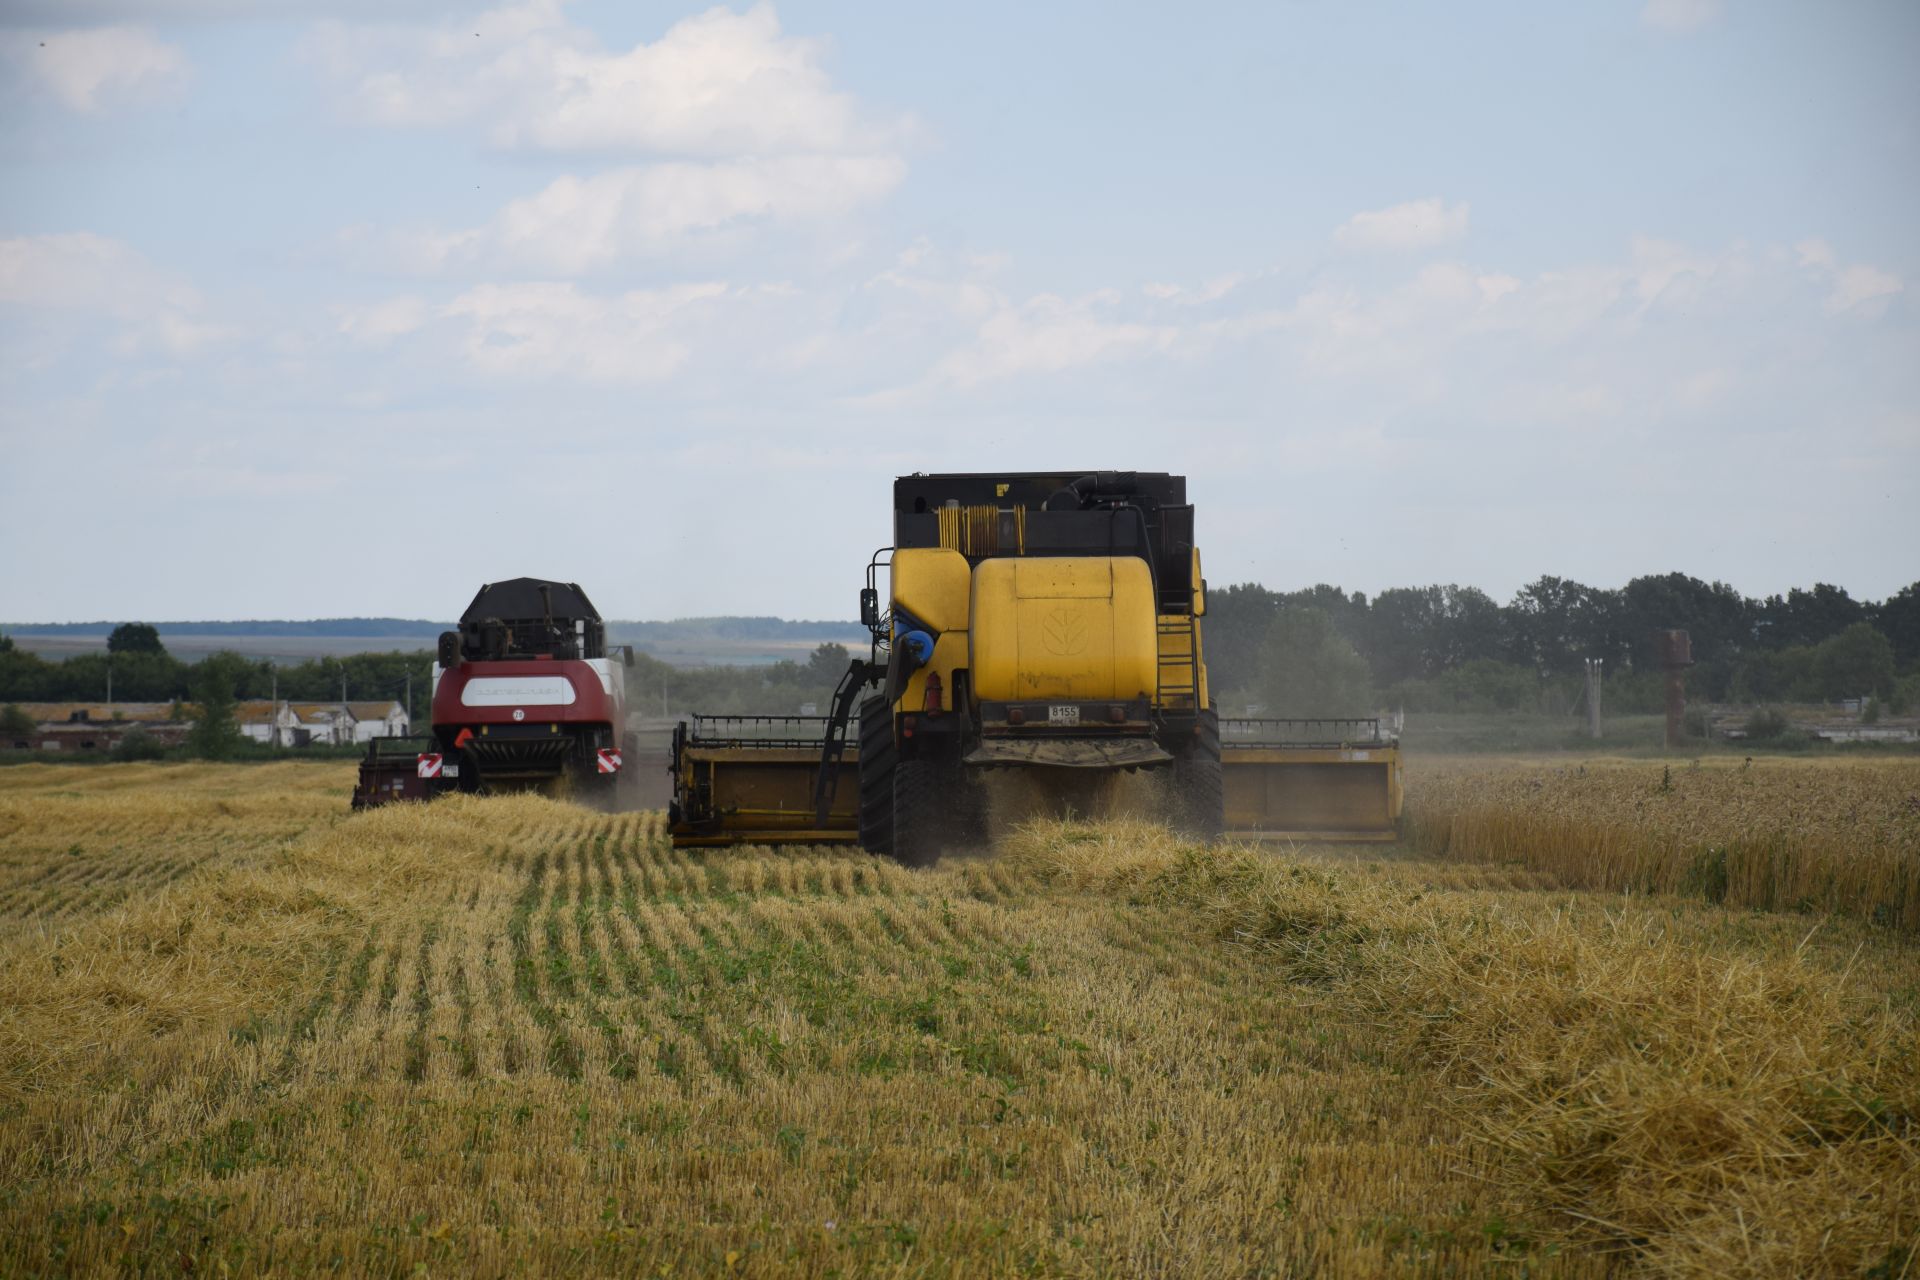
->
(442, 764, 460, 777)
(1048, 705, 1080, 726)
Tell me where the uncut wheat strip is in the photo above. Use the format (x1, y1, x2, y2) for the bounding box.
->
(640, 898, 720, 983)
(735, 852, 782, 899)
(351, 922, 428, 1080)
(563, 891, 647, 1080)
(404, 916, 471, 1087)
(514, 849, 588, 1080)
(628, 899, 764, 1089)
(475, 926, 532, 1079)
(589, 838, 623, 912)
(660, 842, 712, 898)
(606, 903, 710, 1085)
(774, 852, 842, 898)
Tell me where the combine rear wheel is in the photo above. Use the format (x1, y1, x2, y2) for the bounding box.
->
(892, 757, 941, 867)
(893, 750, 990, 866)
(1170, 709, 1225, 841)
(856, 695, 895, 857)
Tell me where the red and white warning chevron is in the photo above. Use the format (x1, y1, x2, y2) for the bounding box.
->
(596, 748, 622, 774)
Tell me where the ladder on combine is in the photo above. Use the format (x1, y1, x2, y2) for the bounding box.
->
(1156, 615, 1200, 708)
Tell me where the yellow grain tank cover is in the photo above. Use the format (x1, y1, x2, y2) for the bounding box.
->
(890, 547, 971, 633)
(971, 556, 1158, 702)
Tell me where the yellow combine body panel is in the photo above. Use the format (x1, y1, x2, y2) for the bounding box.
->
(970, 556, 1158, 702)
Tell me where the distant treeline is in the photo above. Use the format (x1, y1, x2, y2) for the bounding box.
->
(0, 635, 436, 708)
(2, 615, 866, 643)
(3, 574, 1916, 718)
(613, 617, 867, 643)
(1203, 574, 1920, 715)
(3, 618, 454, 638)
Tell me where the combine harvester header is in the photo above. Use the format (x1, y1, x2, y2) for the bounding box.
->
(671, 472, 1403, 857)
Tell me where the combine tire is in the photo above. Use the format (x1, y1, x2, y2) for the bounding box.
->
(856, 695, 895, 857)
(892, 756, 953, 868)
(1170, 709, 1225, 841)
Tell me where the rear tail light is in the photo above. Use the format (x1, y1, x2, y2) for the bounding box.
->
(923, 672, 944, 714)
(1007, 706, 1026, 725)
(1109, 705, 1125, 723)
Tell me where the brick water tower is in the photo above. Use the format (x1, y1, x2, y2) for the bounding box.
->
(1656, 629, 1693, 749)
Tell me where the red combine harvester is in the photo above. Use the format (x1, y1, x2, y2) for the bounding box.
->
(351, 578, 634, 809)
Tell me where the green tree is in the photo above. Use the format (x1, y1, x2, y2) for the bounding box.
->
(1873, 582, 1920, 667)
(1201, 583, 1285, 694)
(1, 703, 37, 736)
(1508, 576, 1627, 674)
(1810, 623, 1896, 700)
(0, 645, 57, 700)
(1890, 673, 1920, 716)
(1255, 608, 1374, 716)
(1730, 646, 1817, 703)
(1619, 573, 1755, 666)
(111, 726, 168, 762)
(807, 642, 852, 681)
(187, 653, 249, 760)
(1756, 583, 1865, 650)
(107, 622, 165, 655)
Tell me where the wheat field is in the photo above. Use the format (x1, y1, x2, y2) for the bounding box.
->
(1405, 756, 1920, 930)
(1, 760, 1915, 1277)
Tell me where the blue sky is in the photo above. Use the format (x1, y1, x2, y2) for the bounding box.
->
(1, 0, 1915, 622)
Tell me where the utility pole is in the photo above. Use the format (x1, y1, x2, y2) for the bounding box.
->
(106, 659, 113, 713)
(406, 670, 412, 728)
(271, 671, 278, 746)
(1584, 658, 1603, 740)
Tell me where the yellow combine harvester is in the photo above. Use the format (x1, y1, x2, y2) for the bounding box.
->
(669, 471, 1402, 860)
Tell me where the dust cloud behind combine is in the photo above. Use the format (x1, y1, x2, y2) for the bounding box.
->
(978, 765, 1173, 844)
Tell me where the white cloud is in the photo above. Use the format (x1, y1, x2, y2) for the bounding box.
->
(859, 282, 1177, 401)
(934, 293, 1175, 387)
(336, 295, 430, 342)
(3, 25, 188, 112)
(1794, 238, 1837, 271)
(309, 2, 904, 157)
(312, 4, 908, 271)
(445, 154, 906, 273)
(439, 280, 729, 381)
(1826, 264, 1902, 315)
(1786, 238, 1901, 314)
(0, 232, 222, 355)
(1143, 273, 1246, 306)
(1641, 0, 1723, 33)
(1333, 198, 1470, 252)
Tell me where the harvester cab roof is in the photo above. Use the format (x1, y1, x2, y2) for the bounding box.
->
(446, 577, 607, 664)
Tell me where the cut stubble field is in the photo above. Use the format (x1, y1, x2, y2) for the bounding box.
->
(0, 759, 1915, 1277)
